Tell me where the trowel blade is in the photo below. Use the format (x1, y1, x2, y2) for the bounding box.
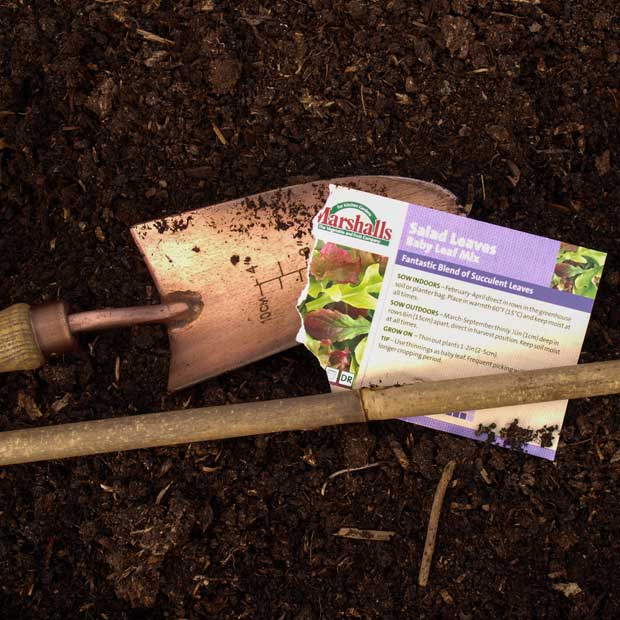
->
(131, 176, 467, 391)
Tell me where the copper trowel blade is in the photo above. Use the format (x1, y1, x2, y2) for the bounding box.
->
(131, 176, 467, 391)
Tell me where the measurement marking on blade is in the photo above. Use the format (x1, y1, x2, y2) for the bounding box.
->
(258, 296, 272, 323)
(254, 261, 306, 296)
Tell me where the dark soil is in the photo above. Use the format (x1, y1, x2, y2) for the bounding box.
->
(1, 1, 620, 618)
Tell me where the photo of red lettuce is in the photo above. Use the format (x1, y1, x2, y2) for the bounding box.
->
(298, 242, 388, 378)
(551, 242, 606, 299)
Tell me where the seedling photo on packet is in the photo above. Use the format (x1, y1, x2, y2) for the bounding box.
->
(297, 186, 607, 459)
(299, 241, 388, 385)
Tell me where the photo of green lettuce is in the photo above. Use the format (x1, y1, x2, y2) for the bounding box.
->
(551, 243, 606, 299)
(298, 242, 388, 376)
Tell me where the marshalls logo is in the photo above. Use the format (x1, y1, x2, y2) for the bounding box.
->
(317, 201, 393, 246)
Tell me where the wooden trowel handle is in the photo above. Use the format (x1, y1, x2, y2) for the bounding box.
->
(0, 301, 79, 374)
(0, 360, 618, 466)
(0, 300, 191, 377)
(0, 304, 45, 372)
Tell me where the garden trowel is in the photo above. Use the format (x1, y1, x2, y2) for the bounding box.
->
(0, 176, 466, 390)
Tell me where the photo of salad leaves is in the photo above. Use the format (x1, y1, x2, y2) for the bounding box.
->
(551, 243, 606, 299)
(298, 241, 388, 376)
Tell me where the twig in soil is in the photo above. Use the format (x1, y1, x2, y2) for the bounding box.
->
(51, 393, 71, 413)
(388, 435, 410, 470)
(136, 28, 174, 46)
(108, 7, 174, 46)
(537, 148, 572, 154)
(492, 11, 526, 19)
(595, 443, 604, 462)
(545, 202, 572, 213)
(418, 460, 456, 587)
(334, 528, 395, 541)
(479, 468, 491, 485)
(221, 545, 244, 566)
(212, 124, 228, 146)
(155, 481, 173, 505)
(321, 462, 382, 496)
(439, 589, 454, 605)
(564, 438, 592, 447)
(360, 85, 367, 116)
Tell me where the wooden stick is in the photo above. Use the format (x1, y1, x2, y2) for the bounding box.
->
(0, 360, 619, 466)
(418, 460, 456, 587)
(360, 359, 620, 423)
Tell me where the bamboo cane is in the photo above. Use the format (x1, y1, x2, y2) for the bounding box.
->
(0, 360, 619, 466)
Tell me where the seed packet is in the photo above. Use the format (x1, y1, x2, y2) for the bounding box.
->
(296, 185, 607, 459)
